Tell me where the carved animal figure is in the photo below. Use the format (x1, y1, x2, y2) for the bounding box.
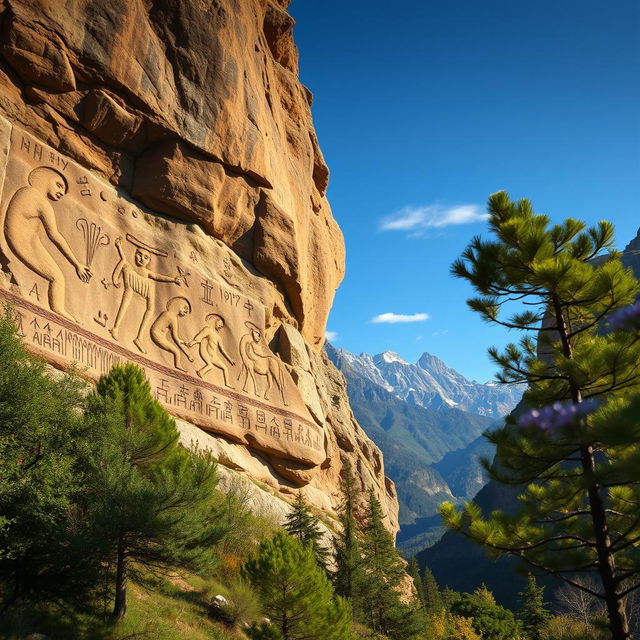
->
(190, 313, 236, 387)
(109, 235, 181, 353)
(237, 321, 288, 405)
(150, 296, 193, 371)
(4, 167, 92, 321)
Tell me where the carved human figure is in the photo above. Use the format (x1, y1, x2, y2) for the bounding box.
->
(150, 296, 193, 371)
(3, 167, 92, 321)
(109, 235, 181, 353)
(237, 321, 287, 405)
(190, 313, 236, 386)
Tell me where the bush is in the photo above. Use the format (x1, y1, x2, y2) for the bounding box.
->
(214, 476, 279, 576)
(449, 587, 520, 640)
(248, 621, 285, 640)
(215, 576, 262, 628)
(539, 614, 607, 640)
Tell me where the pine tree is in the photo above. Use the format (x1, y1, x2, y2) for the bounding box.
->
(244, 531, 352, 640)
(407, 557, 425, 606)
(0, 311, 97, 608)
(284, 493, 329, 569)
(355, 491, 423, 640)
(518, 575, 551, 640)
(333, 460, 362, 601)
(85, 363, 222, 619)
(441, 191, 640, 640)
(422, 566, 444, 613)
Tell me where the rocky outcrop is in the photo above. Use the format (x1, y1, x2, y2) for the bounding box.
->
(0, 1, 397, 533)
(0, 0, 343, 347)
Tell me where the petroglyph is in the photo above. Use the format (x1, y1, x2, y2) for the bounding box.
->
(0, 122, 323, 467)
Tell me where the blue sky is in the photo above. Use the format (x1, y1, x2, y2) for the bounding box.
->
(289, 0, 640, 383)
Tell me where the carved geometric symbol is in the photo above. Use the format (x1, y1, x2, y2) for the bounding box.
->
(176, 265, 191, 287)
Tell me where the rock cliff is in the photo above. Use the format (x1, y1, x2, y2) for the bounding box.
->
(0, 0, 398, 533)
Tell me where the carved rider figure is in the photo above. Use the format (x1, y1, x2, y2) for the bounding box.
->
(237, 321, 288, 405)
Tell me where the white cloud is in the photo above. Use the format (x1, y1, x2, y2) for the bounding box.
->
(371, 312, 430, 324)
(325, 330, 338, 342)
(380, 203, 488, 233)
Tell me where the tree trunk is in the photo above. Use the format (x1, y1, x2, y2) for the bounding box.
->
(112, 537, 127, 620)
(581, 444, 631, 640)
(552, 297, 630, 640)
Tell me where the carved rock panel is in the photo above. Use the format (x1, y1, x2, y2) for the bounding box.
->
(0, 119, 324, 467)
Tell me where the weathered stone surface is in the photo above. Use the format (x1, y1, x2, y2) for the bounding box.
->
(1, 13, 76, 92)
(277, 323, 312, 372)
(132, 140, 260, 260)
(0, 1, 398, 534)
(0, 0, 342, 347)
(81, 90, 143, 149)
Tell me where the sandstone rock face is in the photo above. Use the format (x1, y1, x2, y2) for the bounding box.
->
(0, 0, 343, 347)
(0, 1, 398, 533)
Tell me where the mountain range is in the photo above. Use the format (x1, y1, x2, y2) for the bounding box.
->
(334, 349, 523, 417)
(326, 344, 523, 554)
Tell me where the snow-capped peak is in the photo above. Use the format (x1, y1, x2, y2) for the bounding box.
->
(378, 351, 410, 365)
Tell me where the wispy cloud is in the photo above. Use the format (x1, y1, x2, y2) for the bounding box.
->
(380, 203, 488, 234)
(371, 312, 430, 324)
(325, 330, 338, 342)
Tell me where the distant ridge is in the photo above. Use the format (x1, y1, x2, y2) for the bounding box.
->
(330, 346, 523, 417)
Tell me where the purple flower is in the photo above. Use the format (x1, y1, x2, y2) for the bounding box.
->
(607, 302, 640, 331)
(518, 399, 598, 433)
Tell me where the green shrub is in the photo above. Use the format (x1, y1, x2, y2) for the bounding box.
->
(217, 576, 262, 627)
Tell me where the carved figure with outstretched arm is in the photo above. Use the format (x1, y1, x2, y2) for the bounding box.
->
(109, 235, 181, 353)
(4, 167, 92, 321)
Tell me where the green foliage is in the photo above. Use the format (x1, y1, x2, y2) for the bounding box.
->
(244, 530, 353, 640)
(215, 576, 262, 628)
(407, 557, 425, 606)
(84, 363, 223, 618)
(284, 493, 329, 569)
(427, 610, 483, 640)
(422, 566, 444, 614)
(517, 575, 550, 640)
(213, 476, 279, 576)
(333, 460, 363, 601)
(539, 614, 608, 640)
(449, 586, 521, 640)
(248, 621, 285, 640)
(0, 570, 238, 639)
(444, 192, 640, 638)
(355, 492, 423, 640)
(0, 310, 98, 607)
